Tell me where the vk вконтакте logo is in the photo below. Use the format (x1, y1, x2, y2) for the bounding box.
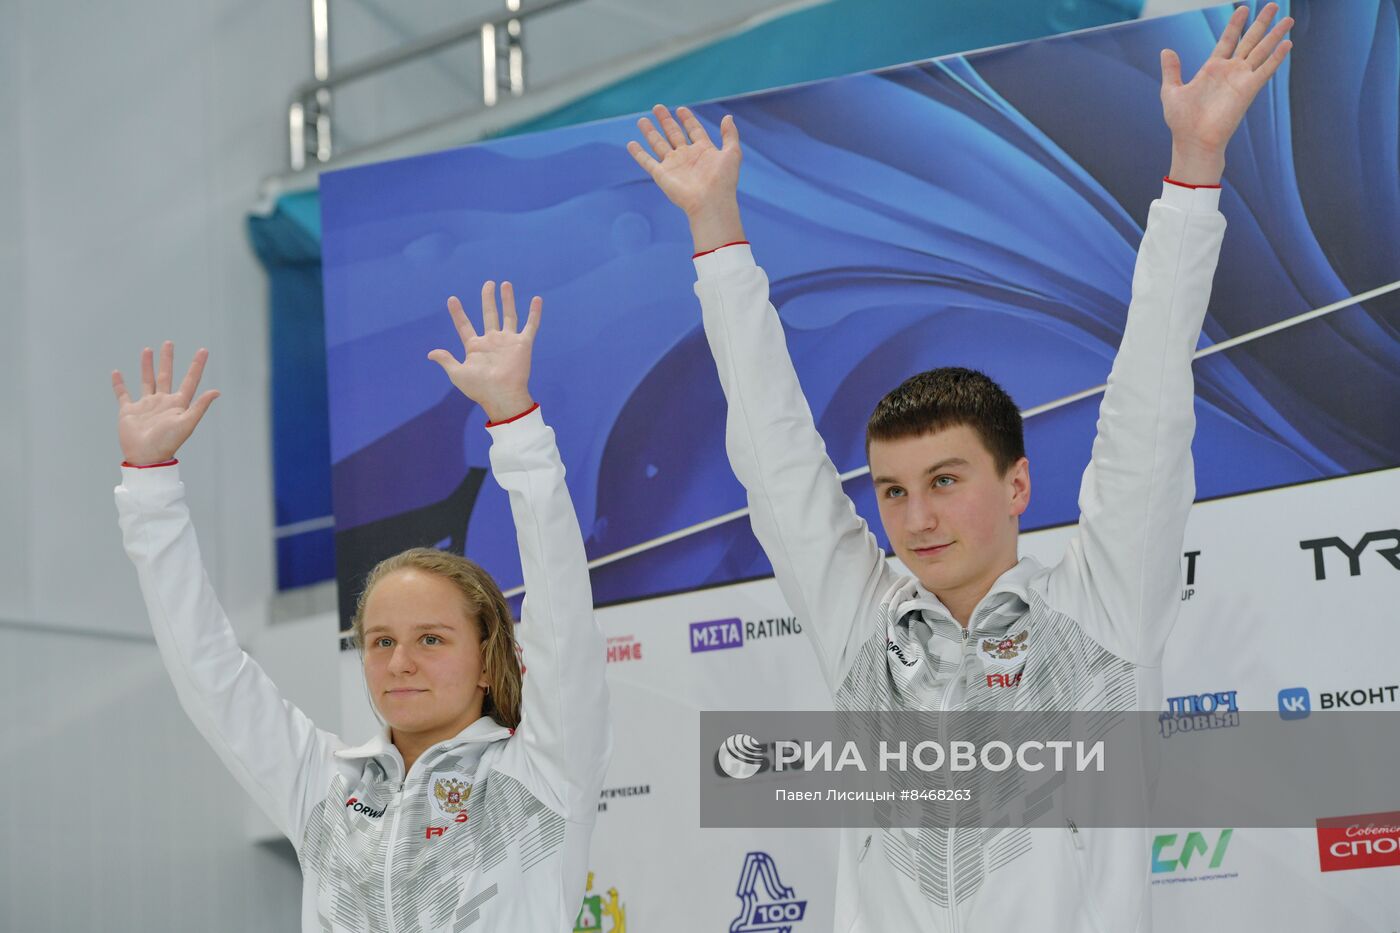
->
(1278, 686, 1311, 720)
(1159, 689, 1238, 738)
(729, 852, 807, 933)
(689, 616, 803, 653)
(1278, 683, 1398, 719)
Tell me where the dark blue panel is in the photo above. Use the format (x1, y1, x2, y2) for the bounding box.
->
(319, 0, 1400, 618)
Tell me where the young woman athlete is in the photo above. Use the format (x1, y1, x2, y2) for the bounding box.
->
(113, 281, 610, 932)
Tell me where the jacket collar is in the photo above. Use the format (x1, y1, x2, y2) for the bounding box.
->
(334, 715, 513, 763)
(895, 556, 1041, 638)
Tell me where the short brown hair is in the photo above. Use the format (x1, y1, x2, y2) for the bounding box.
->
(866, 367, 1025, 474)
(349, 548, 522, 729)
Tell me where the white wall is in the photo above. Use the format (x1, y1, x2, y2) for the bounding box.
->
(0, 0, 30, 625)
(0, 0, 308, 929)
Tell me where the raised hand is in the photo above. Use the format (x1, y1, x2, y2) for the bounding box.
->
(427, 281, 539, 423)
(627, 104, 746, 253)
(1161, 2, 1293, 185)
(111, 341, 220, 466)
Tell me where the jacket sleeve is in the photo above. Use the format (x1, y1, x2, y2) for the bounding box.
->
(1048, 181, 1226, 667)
(115, 464, 338, 847)
(488, 408, 612, 819)
(694, 245, 899, 692)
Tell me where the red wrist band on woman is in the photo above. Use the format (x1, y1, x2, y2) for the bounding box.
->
(1163, 176, 1222, 190)
(692, 240, 751, 259)
(121, 458, 179, 468)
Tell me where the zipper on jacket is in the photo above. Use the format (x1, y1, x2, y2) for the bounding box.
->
(1068, 819, 1084, 850)
(383, 785, 404, 933)
(940, 623, 974, 933)
(858, 834, 872, 863)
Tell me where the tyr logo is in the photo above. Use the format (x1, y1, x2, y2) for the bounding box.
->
(1299, 531, 1400, 581)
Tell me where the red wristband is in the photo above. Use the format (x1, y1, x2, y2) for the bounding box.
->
(122, 458, 179, 469)
(1163, 176, 1222, 190)
(692, 240, 750, 259)
(485, 402, 540, 427)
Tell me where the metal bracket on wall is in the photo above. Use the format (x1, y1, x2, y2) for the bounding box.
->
(287, 0, 582, 171)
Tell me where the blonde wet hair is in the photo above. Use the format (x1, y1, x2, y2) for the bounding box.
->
(350, 548, 522, 729)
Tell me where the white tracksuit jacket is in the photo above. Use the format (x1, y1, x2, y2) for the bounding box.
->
(693, 180, 1225, 932)
(116, 407, 611, 933)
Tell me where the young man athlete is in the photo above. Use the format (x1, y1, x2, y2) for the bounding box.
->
(628, 5, 1292, 931)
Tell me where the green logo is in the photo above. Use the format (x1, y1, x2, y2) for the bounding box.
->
(1151, 829, 1233, 873)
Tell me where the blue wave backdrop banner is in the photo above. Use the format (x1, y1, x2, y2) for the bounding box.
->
(320, 0, 1399, 623)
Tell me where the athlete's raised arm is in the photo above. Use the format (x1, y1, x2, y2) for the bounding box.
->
(429, 282, 611, 820)
(1052, 4, 1293, 665)
(113, 343, 336, 845)
(628, 107, 898, 691)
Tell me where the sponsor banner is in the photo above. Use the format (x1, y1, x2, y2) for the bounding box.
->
(1299, 531, 1400, 581)
(689, 615, 803, 654)
(1316, 811, 1400, 873)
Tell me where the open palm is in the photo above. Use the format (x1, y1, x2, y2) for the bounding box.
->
(627, 105, 742, 217)
(428, 281, 539, 424)
(111, 341, 220, 465)
(1161, 3, 1293, 157)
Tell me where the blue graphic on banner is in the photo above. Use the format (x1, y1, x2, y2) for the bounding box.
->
(729, 852, 807, 933)
(321, 0, 1400, 618)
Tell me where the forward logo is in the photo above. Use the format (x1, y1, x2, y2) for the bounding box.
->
(344, 796, 386, 819)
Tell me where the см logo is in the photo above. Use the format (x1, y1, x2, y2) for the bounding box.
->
(1152, 829, 1233, 874)
(716, 734, 766, 780)
(729, 852, 806, 933)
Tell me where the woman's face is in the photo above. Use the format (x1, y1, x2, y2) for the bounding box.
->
(360, 568, 489, 740)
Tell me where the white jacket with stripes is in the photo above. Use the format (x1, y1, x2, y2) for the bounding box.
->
(692, 180, 1225, 933)
(117, 407, 611, 933)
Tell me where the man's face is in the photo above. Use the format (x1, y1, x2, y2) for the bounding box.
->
(869, 424, 1030, 598)
(360, 568, 488, 738)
